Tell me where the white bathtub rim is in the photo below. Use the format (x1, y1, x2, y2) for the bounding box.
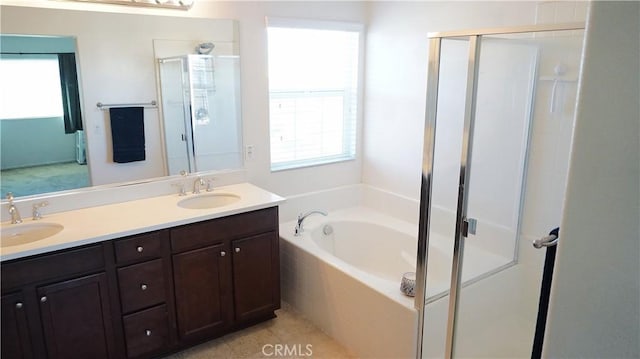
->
(280, 206, 447, 310)
(280, 205, 517, 311)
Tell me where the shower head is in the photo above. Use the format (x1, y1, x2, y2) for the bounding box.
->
(195, 42, 215, 55)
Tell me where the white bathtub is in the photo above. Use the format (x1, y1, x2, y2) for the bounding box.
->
(280, 206, 425, 358)
(280, 204, 515, 358)
(279, 185, 525, 357)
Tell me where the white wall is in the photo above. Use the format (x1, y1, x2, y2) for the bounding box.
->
(545, 1, 640, 357)
(194, 2, 367, 197)
(363, 1, 539, 200)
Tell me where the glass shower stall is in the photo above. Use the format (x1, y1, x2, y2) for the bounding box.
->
(415, 23, 585, 358)
(157, 54, 242, 175)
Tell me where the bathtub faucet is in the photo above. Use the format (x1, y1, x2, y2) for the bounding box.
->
(294, 210, 328, 236)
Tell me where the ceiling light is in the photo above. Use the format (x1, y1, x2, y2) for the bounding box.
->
(59, 0, 194, 10)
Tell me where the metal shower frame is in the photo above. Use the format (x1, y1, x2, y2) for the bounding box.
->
(414, 22, 585, 359)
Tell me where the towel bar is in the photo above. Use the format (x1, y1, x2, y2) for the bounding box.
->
(97, 101, 157, 110)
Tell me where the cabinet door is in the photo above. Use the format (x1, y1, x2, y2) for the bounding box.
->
(38, 273, 116, 359)
(173, 243, 232, 342)
(232, 231, 280, 322)
(1, 292, 33, 359)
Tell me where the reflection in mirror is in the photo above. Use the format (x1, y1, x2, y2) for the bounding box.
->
(0, 5, 243, 200)
(158, 53, 242, 175)
(0, 34, 89, 197)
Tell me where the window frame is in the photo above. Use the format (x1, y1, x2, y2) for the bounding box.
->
(266, 17, 364, 172)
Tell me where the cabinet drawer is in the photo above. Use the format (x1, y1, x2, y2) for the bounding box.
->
(114, 232, 163, 264)
(171, 207, 278, 253)
(123, 305, 169, 358)
(118, 259, 166, 314)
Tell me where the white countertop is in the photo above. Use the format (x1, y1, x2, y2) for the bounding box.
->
(0, 183, 285, 262)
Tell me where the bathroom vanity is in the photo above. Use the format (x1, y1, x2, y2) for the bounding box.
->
(0, 183, 283, 359)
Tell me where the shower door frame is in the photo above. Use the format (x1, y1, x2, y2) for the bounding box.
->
(414, 22, 585, 359)
(158, 55, 197, 174)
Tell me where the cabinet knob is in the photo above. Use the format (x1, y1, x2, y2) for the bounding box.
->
(220, 251, 226, 257)
(235, 247, 240, 253)
(145, 329, 152, 337)
(137, 246, 144, 253)
(15, 302, 23, 309)
(140, 284, 148, 291)
(40, 296, 47, 303)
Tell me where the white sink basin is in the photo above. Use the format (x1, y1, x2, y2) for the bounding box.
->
(177, 193, 241, 210)
(1, 222, 64, 247)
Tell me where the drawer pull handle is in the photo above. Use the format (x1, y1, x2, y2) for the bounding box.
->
(140, 284, 148, 291)
(137, 246, 144, 253)
(40, 296, 47, 303)
(145, 329, 152, 337)
(15, 302, 23, 309)
(220, 251, 226, 257)
(235, 247, 240, 253)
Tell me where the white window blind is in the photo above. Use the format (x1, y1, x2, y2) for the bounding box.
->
(267, 18, 361, 171)
(0, 55, 64, 119)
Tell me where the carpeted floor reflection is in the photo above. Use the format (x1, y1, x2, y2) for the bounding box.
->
(1, 162, 90, 197)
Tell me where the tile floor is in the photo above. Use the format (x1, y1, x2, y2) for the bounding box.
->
(163, 302, 357, 358)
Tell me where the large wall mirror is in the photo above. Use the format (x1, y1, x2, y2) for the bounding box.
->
(0, 5, 243, 199)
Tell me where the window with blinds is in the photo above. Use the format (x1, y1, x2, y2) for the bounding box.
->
(267, 18, 361, 171)
(0, 55, 64, 119)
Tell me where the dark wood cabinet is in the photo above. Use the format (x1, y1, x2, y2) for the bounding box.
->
(232, 232, 280, 323)
(38, 273, 116, 359)
(1, 292, 32, 359)
(170, 207, 280, 335)
(0, 244, 115, 359)
(173, 243, 232, 342)
(1, 206, 280, 359)
(114, 231, 175, 359)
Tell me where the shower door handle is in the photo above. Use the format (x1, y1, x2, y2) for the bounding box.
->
(462, 218, 477, 237)
(533, 227, 560, 248)
(532, 226, 560, 358)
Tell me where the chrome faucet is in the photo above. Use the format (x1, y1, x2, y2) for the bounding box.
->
(6, 193, 22, 224)
(294, 210, 327, 236)
(32, 202, 49, 220)
(193, 176, 206, 194)
(172, 182, 187, 196)
(206, 178, 215, 192)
